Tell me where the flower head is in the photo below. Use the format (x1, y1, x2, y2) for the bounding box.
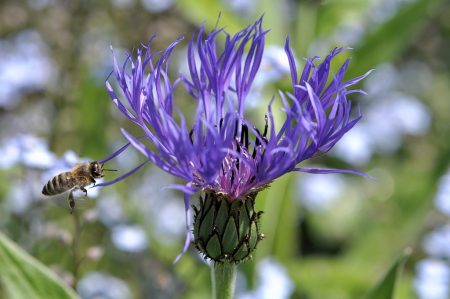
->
(99, 17, 370, 261)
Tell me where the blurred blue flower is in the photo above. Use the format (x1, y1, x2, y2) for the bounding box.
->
(415, 167, 450, 299)
(366, 94, 430, 146)
(77, 272, 132, 299)
(141, 0, 173, 12)
(364, 64, 399, 96)
(0, 138, 20, 169)
(369, 0, 416, 24)
(414, 259, 450, 299)
(96, 194, 127, 227)
(28, 0, 53, 10)
(5, 180, 34, 214)
(332, 124, 373, 166)
(434, 170, 450, 216)
(0, 134, 56, 170)
(297, 173, 346, 212)
(151, 200, 186, 241)
(0, 30, 54, 108)
(111, 0, 135, 9)
(252, 45, 291, 87)
(131, 168, 186, 244)
(100, 18, 369, 260)
(111, 224, 149, 253)
(333, 22, 365, 46)
(237, 258, 294, 299)
(422, 225, 450, 259)
(222, 0, 256, 17)
(333, 63, 431, 166)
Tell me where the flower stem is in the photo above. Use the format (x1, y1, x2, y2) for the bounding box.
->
(71, 210, 83, 287)
(211, 262, 237, 299)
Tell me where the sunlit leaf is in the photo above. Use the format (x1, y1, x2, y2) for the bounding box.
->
(0, 232, 79, 299)
(364, 250, 410, 299)
(351, 0, 443, 76)
(177, 0, 244, 33)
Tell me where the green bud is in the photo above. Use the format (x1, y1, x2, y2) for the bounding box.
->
(193, 191, 264, 263)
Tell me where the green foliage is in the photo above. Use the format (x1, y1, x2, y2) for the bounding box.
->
(0, 232, 79, 299)
(365, 251, 410, 299)
(0, 0, 449, 298)
(193, 192, 263, 263)
(351, 0, 444, 77)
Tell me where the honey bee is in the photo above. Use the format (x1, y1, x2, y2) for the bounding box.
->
(42, 161, 114, 214)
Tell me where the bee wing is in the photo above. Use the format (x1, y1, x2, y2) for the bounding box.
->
(43, 190, 95, 212)
(43, 192, 69, 207)
(70, 196, 96, 211)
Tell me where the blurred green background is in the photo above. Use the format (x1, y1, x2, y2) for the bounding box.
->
(0, 0, 450, 298)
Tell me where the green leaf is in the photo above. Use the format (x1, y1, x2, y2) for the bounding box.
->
(350, 0, 444, 77)
(364, 250, 410, 299)
(177, 0, 244, 33)
(0, 232, 79, 299)
(255, 174, 298, 263)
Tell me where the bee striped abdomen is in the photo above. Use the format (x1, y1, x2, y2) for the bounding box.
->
(42, 172, 74, 195)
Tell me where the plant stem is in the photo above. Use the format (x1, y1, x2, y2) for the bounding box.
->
(211, 262, 237, 299)
(71, 210, 83, 286)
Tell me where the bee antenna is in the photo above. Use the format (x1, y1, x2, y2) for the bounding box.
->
(103, 168, 117, 172)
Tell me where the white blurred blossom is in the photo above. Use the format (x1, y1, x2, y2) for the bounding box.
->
(0, 134, 56, 170)
(332, 125, 373, 166)
(434, 170, 450, 216)
(423, 226, 450, 259)
(111, 224, 149, 253)
(141, 0, 174, 12)
(369, 0, 416, 24)
(414, 259, 450, 299)
(0, 30, 54, 108)
(5, 180, 34, 213)
(132, 168, 185, 244)
(364, 64, 399, 96)
(253, 45, 291, 86)
(237, 258, 294, 299)
(77, 272, 132, 299)
(334, 64, 431, 166)
(111, 0, 134, 9)
(96, 194, 126, 227)
(297, 174, 346, 212)
(222, 0, 255, 16)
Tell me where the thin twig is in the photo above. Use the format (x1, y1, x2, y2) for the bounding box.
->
(71, 210, 83, 287)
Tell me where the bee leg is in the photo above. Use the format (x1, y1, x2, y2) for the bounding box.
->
(68, 190, 75, 214)
(80, 186, 88, 197)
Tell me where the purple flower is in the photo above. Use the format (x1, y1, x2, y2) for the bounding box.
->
(99, 17, 370, 261)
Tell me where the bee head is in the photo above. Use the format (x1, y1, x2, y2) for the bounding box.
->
(89, 161, 104, 178)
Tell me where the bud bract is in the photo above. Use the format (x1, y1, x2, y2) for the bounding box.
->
(193, 191, 264, 263)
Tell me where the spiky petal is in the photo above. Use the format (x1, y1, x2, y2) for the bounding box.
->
(102, 18, 370, 261)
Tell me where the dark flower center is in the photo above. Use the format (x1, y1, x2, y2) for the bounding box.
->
(189, 116, 269, 197)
